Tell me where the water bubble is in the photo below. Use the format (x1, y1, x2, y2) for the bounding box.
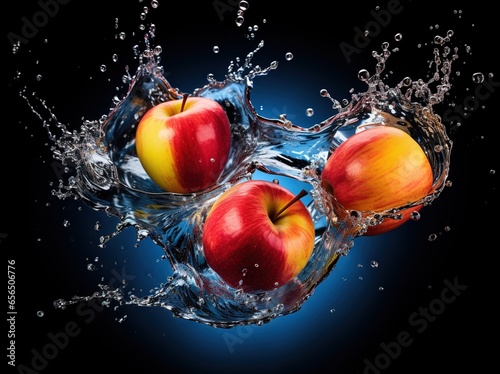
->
(37, 310, 44, 317)
(36, 74, 42, 81)
(358, 69, 370, 82)
(235, 16, 244, 27)
(490, 169, 496, 175)
(285, 52, 293, 61)
(213, 46, 220, 54)
(330, 308, 336, 313)
(100, 64, 107, 73)
(472, 72, 484, 83)
(394, 33, 403, 41)
(119, 32, 126, 40)
(151, 0, 159, 8)
(63, 220, 70, 227)
(305, 108, 314, 117)
(370, 260, 379, 268)
(428, 233, 438, 241)
(410, 211, 421, 220)
(87, 263, 96, 271)
(378, 287, 384, 291)
(239, 1, 249, 11)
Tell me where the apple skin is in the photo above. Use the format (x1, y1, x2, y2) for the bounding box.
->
(321, 125, 433, 235)
(135, 96, 231, 193)
(202, 180, 315, 292)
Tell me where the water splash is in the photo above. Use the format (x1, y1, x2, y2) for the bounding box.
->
(18, 20, 455, 327)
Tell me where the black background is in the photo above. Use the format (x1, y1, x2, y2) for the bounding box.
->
(3, 1, 498, 373)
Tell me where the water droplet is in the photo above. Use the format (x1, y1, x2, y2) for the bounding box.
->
(410, 211, 421, 220)
(235, 16, 244, 27)
(210, 158, 215, 163)
(87, 263, 96, 271)
(116, 315, 128, 323)
(239, 1, 249, 11)
(285, 52, 293, 61)
(472, 72, 484, 83)
(358, 69, 370, 82)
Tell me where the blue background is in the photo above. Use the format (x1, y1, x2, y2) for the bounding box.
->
(4, 1, 497, 373)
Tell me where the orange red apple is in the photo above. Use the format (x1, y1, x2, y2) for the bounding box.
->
(202, 180, 315, 292)
(135, 95, 231, 193)
(321, 125, 433, 235)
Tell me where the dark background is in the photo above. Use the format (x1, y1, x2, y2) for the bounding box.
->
(3, 1, 497, 373)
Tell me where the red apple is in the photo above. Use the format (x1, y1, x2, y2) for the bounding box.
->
(321, 125, 433, 235)
(202, 180, 315, 292)
(135, 95, 231, 193)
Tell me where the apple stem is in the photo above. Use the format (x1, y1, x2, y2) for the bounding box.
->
(180, 94, 189, 112)
(272, 189, 308, 222)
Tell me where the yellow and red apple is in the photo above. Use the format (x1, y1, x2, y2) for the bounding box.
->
(135, 95, 231, 193)
(321, 125, 433, 235)
(202, 180, 315, 292)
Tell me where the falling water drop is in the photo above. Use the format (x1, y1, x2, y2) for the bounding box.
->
(472, 72, 484, 83)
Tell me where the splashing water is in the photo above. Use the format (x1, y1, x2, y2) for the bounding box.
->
(18, 9, 456, 328)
